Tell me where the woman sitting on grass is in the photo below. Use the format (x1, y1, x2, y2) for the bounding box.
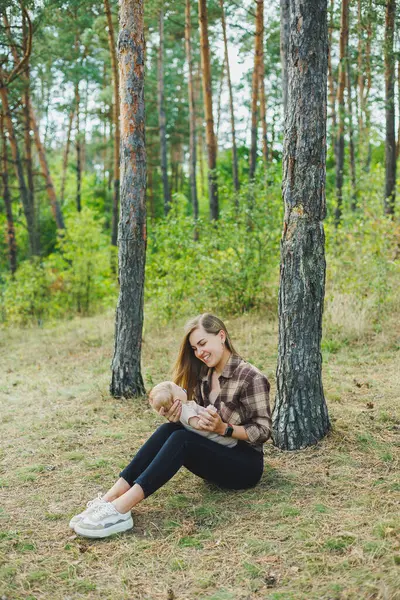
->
(70, 313, 271, 538)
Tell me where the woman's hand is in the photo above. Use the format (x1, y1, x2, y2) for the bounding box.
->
(197, 406, 225, 435)
(159, 399, 182, 422)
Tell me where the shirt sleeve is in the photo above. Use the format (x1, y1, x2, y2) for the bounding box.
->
(240, 374, 272, 444)
(180, 403, 200, 427)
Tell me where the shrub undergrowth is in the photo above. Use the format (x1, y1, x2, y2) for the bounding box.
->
(1, 168, 399, 338)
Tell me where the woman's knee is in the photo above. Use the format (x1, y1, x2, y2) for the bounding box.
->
(156, 422, 182, 435)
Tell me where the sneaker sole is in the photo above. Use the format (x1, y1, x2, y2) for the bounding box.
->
(74, 516, 133, 539)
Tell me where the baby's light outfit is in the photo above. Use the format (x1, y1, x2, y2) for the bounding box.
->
(179, 402, 237, 448)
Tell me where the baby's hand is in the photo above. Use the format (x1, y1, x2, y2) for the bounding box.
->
(206, 405, 217, 414)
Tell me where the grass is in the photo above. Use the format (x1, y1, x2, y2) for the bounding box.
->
(0, 309, 399, 599)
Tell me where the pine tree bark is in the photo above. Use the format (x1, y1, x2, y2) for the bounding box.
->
(249, 0, 264, 181)
(347, 61, 357, 210)
(0, 83, 38, 255)
(185, 0, 199, 219)
(110, 0, 146, 398)
(259, 47, 268, 168)
(397, 59, 400, 159)
(60, 108, 74, 205)
(357, 0, 365, 137)
(327, 0, 337, 136)
(104, 0, 120, 247)
(4, 11, 65, 229)
(75, 82, 82, 212)
(198, 0, 218, 220)
(0, 111, 17, 274)
(158, 6, 170, 216)
(334, 0, 349, 226)
(219, 0, 240, 194)
(363, 1, 372, 171)
(30, 106, 65, 229)
(280, 0, 290, 117)
(384, 0, 396, 216)
(272, 0, 330, 451)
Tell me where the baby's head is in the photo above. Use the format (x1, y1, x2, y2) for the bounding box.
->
(149, 381, 187, 414)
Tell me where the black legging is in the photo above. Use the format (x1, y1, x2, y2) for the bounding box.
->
(120, 422, 264, 498)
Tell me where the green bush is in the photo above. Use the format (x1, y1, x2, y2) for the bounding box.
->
(1, 208, 117, 325)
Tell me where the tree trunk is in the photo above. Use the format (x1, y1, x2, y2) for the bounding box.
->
(397, 59, 400, 159)
(357, 0, 365, 137)
(249, 0, 264, 181)
(110, 0, 146, 398)
(23, 72, 35, 232)
(216, 56, 225, 146)
(347, 61, 357, 210)
(29, 106, 65, 229)
(185, 0, 199, 219)
(220, 0, 240, 194)
(273, 0, 330, 451)
(280, 0, 290, 117)
(384, 0, 396, 216)
(158, 7, 170, 216)
(327, 0, 337, 140)
(75, 82, 82, 212)
(198, 0, 218, 220)
(334, 0, 349, 226)
(4, 11, 65, 229)
(0, 111, 17, 274)
(259, 47, 268, 168)
(104, 0, 120, 246)
(60, 108, 74, 205)
(364, 0, 372, 171)
(0, 83, 38, 255)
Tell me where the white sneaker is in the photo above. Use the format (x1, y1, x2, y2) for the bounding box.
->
(69, 493, 106, 529)
(74, 502, 133, 538)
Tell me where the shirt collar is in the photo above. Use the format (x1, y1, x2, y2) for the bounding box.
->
(201, 353, 242, 381)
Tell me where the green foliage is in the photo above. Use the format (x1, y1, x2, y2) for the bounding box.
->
(145, 182, 282, 321)
(1, 208, 116, 325)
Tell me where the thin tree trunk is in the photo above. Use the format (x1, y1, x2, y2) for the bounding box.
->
(185, 0, 199, 219)
(216, 57, 225, 150)
(61, 108, 74, 205)
(327, 0, 337, 141)
(219, 0, 240, 194)
(364, 0, 372, 171)
(158, 7, 170, 215)
(23, 71, 35, 231)
(0, 111, 17, 274)
(280, 0, 290, 117)
(110, 0, 146, 398)
(273, 0, 330, 451)
(384, 0, 396, 216)
(334, 0, 349, 226)
(75, 82, 82, 212)
(347, 61, 357, 210)
(198, 0, 218, 219)
(30, 107, 65, 229)
(104, 0, 120, 247)
(357, 0, 365, 137)
(259, 48, 268, 168)
(4, 11, 64, 229)
(0, 84, 38, 255)
(397, 59, 400, 159)
(249, 0, 264, 181)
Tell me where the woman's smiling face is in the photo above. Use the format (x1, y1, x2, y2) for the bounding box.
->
(189, 325, 226, 369)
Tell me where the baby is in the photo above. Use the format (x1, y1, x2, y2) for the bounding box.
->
(149, 381, 237, 448)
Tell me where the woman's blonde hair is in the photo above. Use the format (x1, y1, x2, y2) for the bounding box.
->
(173, 313, 238, 400)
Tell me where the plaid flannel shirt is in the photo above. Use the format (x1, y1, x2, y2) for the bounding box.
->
(193, 353, 271, 452)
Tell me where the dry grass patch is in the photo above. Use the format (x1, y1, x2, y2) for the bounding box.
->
(0, 310, 399, 599)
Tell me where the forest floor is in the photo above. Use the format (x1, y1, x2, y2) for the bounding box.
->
(0, 310, 399, 600)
